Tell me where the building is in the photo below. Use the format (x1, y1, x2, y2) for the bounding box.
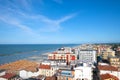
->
(108, 57, 120, 68)
(19, 69, 40, 79)
(74, 63, 93, 80)
(57, 69, 74, 80)
(48, 52, 77, 65)
(41, 60, 66, 66)
(100, 73, 119, 80)
(78, 50, 96, 63)
(0, 73, 17, 80)
(98, 65, 120, 80)
(101, 49, 115, 60)
(24, 75, 45, 80)
(0, 69, 6, 76)
(39, 64, 58, 77)
(117, 46, 120, 51)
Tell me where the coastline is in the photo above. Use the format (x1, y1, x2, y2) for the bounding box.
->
(0, 44, 79, 65)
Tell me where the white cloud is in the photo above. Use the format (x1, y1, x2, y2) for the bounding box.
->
(0, 15, 34, 34)
(0, 0, 77, 33)
(22, 13, 77, 32)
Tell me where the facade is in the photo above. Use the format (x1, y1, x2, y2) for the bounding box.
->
(19, 70, 40, 79)
(108, 57, 120, 68)
(39, 64, 58, 77)
(48, 52, 77, 64)
(57, 70, 74, 80)
(74, 63, 93, 80)
(117, 47, 120, 51)
(78, 50, 96, 63)
(102, 49, 115, 60)
(41, 60, 66, 66)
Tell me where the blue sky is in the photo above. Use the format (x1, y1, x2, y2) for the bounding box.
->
(0, 0, 120, 44)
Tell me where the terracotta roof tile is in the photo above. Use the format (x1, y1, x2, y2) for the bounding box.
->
(45, 76, 56, 80)
(1, 73, 16, 79)
(100, 73, 119, 80)
(0, 60, 38, 73)
(98, 65, 118, 71)
(39, 64, 51, 69)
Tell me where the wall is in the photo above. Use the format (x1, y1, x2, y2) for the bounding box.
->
(19, 70, 40, 79)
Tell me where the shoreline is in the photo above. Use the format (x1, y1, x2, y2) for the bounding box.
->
(0, 52, 50, 66)
(0, 44, 79, 65)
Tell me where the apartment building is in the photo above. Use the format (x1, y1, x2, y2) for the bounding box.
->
(39, 64, 58, 77)
(108, 57, 120, 68)
(102, 49, 115, 60)
(74, 63, 93, 80)
(78, 50, 96, 63)
(48, 52, 77, 64)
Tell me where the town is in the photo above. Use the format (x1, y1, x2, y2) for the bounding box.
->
(0, 44, 120, 80)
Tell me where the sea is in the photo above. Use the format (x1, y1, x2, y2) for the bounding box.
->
(0, 44, 79, 65)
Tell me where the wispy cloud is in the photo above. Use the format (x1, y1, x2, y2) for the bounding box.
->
(6, 0, 32, 11)
(20, 13, 77, 32)
(0, 15, 34, 34)
(0, 0, 77, 33)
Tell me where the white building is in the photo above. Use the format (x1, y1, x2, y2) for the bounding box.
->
(57, 47, 72, 54)
(0, 69, 6, 76)
(79, 50, 96, 63)
(74, 63, 93, 80)
(41, 60, 66, 66)
(19, 70, 40, 79)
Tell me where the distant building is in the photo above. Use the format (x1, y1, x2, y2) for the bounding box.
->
(41, 60, 66, 66)
(117, 46, 120, 51)
(78, 50, 96, 63)
(48, 52, 77, 65)
(101, 49, 115, 60)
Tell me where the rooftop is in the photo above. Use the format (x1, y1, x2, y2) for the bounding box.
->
(98, 65, 118, 71)
(39, 64, 51, 69)
(0, 60, 38, 73)
(100, 73, 119, 80)
(0, 73, 16, 79)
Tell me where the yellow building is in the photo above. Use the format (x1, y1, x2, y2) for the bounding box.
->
(109, 57, 120, 68)
(102, 49, 115, 60)
(39, 64, 58, 77)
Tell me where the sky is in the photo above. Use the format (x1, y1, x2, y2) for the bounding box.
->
(0, 0, 120, 44)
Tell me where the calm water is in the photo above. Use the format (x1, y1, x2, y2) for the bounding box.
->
(0, 44, 79, 64)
